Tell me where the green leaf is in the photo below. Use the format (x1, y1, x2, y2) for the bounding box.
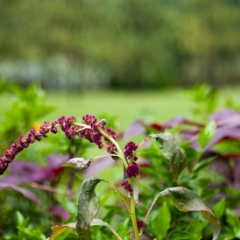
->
(159, 187, 220, 240)
(184, 216, 207, 240)
(76, 177, 104, 240)
(192, 157, 215, 174)
(150, 132, 186, 181)
(168, 230, 200, 240)
(226, 209, 240, 237)
(213, 198, 226, 219)
(15, 211, 29, 228)
(149, 201, 171, 239)
(91, 219, 122, 240)
(17, 226, 46, 240)
(198, 120, 216, 149)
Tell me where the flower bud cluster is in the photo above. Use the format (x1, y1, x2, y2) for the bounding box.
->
(0, 114, 117, 174)
(124, 141, 139, 178)
(121, 141, 140, 194)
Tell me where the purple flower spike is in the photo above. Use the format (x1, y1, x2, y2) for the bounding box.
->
(125, 162, 140, 178)
(106, 128, 117, 139)
(64, 128, 75, 139)
(92, 133, 103, 149)
(107, 143, 117, 154)
(124, 141, 138, 160)
(0, 114, 118, 174)
(39, 122, 50, 137)
(137, 220, 145, 230)
(50, 121, 58, 134)
(82, 114, 97, 127)
(121, 180, 133, 194)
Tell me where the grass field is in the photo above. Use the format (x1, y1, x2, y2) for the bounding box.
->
(0, 87, 239, 130)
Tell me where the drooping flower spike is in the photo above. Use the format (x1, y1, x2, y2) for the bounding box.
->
(0, 114, 117, 174)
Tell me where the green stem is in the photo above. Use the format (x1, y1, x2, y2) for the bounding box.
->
(129, 179, 140, 240)
(98, 128, 128, 168)
(140, 193, 162, 235)
(104, 180, 130, 212)
(98, 127, 139, 239)
(135, 136, 151, 154)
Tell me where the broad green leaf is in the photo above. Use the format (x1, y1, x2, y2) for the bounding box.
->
(16, 211, 27, 227)
(168, 230, 200, 240)
(76, 177, 104, 240)
(226, 209, 240, 237)
(213, 198, 226, 219)
(159, 187, 220, 240)
(192, 157, 215, 174)
(184, 216, 207, 240)
(149, 201, 171, 239)
(150, 132, 186, 181)
(115, 218, 131, 240)
(198, 120, 216, 148)
(91, 219, 122, 240)
(17, 227, 46, 240)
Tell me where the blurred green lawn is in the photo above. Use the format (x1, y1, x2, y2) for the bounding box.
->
(0, 87, 239, 129)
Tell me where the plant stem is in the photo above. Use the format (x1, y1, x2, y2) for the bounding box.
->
(98, 128, 128, 168)
(140, 193, 162, 235)
(129, 179, 140, 240)
(104, 180, 130, 212)
(135, 136, 151, 153)
(99, 127, 139, 239)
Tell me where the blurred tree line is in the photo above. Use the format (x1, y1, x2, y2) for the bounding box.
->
(0, 0, 240, 90)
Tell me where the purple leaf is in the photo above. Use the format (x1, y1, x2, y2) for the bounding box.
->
(210, 156, 233, 183)
(9, 161, 46, 182)
(163, 117, 188, 128)
(46, 154, 70, 168)
(44, 154, 69, 178)
(0, 174, 22, 185)
(48, 205, 71, 220)
(84, 156, 114, 179)
(205, 127, 240, 150)
(122, 120, 146, 139)
(233, 157, 240, 189)
(0, 183, 41, 206)
(234, 208, 240, 217)
(209, 109, 240, 128)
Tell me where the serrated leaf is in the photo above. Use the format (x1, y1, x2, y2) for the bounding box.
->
(198, 120, 216, 149)
(150, 132, 186, 181)
(76, 177, 104, 240)
(149, 201, 171, 239)
(91, 219, 122, 240)
(159, 187, 220, 240)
